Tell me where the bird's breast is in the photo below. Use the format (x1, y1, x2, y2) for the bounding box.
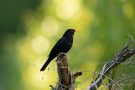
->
(63, 37, 73, 52)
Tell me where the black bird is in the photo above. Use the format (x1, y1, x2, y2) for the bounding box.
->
(40, 29, 75, 71)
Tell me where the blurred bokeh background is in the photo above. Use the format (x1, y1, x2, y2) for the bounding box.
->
(0, 0, 135, 90)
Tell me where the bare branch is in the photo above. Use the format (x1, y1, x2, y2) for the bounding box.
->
(88, 45, 135, 90)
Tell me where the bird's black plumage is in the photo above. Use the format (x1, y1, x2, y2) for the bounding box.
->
(40, 29, 75, 71)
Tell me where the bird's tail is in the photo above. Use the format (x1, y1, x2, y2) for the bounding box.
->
(40, 58, 52, 71)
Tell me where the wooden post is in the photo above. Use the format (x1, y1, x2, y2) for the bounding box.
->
(55, 53, 82, 90)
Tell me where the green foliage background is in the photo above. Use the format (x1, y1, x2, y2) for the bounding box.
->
(0, 0, 135, 90)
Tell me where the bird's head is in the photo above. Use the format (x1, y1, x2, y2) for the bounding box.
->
(63, 29, 75, 37)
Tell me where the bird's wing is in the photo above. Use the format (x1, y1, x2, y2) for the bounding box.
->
(48, 37, 65, 57)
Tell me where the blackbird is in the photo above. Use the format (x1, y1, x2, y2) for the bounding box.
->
(40, 29, 75, 71)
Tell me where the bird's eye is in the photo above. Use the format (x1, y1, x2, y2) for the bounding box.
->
(71, 30, 75, 32)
